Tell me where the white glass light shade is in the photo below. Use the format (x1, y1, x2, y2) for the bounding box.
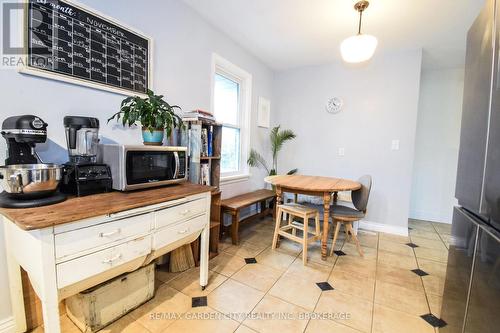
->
(340, 34, 378, 63)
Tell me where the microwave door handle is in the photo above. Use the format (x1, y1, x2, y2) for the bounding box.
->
(173, 151, 179, 179)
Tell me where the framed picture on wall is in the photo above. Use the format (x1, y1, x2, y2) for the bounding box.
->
(20, 0, 153, 96)
(258, 97, 270, 128)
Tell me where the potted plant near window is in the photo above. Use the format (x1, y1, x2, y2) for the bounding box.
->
(247, 125, 297, 176)
(108, 90, 183, 145)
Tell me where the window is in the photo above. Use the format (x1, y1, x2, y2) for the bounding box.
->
(212, 54, 252, 181)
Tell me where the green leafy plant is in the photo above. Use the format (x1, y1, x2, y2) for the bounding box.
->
(108, 89, 183, 136)
(247, 125, 297, 176)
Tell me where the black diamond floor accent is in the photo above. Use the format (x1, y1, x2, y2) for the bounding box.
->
(333, 250, 346, 256)
(192, 296, 207, 308)
(316, 282, 334, 291)
(411, 268, 429, 277)
(421, 314, 447, 328)
(245, 257, 257, 264)
(406, 242, 419, 248)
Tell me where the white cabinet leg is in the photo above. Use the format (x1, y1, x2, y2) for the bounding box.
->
(199, 225, 210, 289)
(5, 248, 27, 333)
(39, 228, 61, 333)
(40, 294, 61, 333)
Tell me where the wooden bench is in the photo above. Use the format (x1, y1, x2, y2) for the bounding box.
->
(221, 189, 276, 245)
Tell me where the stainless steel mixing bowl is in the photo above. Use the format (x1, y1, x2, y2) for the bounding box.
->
(0, 163, 63, 198)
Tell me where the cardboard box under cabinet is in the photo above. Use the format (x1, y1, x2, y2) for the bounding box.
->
(66, 263, 155, 332)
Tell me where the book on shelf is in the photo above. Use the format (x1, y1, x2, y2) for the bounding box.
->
(182, 109, 216, 122)
(201, 128, 208, 157)
(207, 125, 213, 157)
(200, 163, 211, 186)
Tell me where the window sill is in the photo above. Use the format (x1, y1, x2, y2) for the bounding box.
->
(220, 173, 251, 185)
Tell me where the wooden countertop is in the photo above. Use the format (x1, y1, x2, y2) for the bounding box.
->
(0, 183, 215, 231)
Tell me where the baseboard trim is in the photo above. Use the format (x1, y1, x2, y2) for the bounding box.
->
(359, 220, 408, 236)
(0, 317, 14, 333)
(410, 210, 452, 224)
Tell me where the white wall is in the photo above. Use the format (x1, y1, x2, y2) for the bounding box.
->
(0, 0, 273, 324)
(409, 68, 464, 223)
(273, 50, 423, 234)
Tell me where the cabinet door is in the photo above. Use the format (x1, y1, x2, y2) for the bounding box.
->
(441, 207, 479, 333)
(463, 225, 500, 333)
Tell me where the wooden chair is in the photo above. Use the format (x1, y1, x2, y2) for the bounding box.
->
(330, 175, 372, 257)
(272, 203, 321, 264)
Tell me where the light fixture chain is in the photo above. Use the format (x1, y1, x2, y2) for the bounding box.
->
(358, 10, 363, 34)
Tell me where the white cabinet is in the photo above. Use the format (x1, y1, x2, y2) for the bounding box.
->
(55, 212, 153, 261)
(155, 197, 206, 229)
(3, 190, 211, 333)
(57, 235, 152, 289)
(152, 214, 207, 253)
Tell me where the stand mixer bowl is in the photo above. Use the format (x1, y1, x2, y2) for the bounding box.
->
(0, 164, 63, 199)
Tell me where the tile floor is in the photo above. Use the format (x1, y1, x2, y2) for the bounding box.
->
(33, 217, 451, 333)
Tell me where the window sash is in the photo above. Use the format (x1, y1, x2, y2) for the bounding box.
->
(212, 54, 252, 181)
(215, 71, 243, 176)
(214, 72, 240, 127)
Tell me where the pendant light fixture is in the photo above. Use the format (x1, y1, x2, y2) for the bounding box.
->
(340, 0, 378, 63)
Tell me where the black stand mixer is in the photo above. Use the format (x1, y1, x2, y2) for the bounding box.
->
(0, 115, 67, 208)
(61, 116, 112, 196)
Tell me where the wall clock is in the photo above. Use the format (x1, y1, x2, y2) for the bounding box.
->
(326, 97, 343, 114)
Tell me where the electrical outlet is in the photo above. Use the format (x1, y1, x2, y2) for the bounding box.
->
(338, 147, 345, 156)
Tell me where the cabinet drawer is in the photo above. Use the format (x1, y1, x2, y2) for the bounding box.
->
(155, 197, 206, 229)
(55, 213, 153, 260)
(153, 214, 207, 250)
(57, 235, 151, 289)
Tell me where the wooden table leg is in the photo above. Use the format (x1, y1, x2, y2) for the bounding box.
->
(275, 187, 282, 216)
(321, 192, 331, 260)
(275, 187, 283, 247)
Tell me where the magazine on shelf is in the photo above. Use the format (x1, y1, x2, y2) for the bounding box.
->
(200, 164, 211, 186)
(201, 128, 208, 157)
(182, 109, 216, 122)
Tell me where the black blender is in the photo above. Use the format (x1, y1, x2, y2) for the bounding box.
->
(61, 116, 112, 196)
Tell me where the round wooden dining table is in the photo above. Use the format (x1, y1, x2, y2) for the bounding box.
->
(265, 174, 361, 260)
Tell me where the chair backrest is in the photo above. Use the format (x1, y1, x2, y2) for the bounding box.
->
(351, 175, 372, 212)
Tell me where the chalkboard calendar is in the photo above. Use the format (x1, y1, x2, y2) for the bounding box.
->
(23, 0, 152, 95)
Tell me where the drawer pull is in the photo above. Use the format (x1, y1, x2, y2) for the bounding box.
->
(178, 228, 190, 234)
(99, 229, 121, 238)
(180, 209, 191, 216)
(102, 253, 122, 264)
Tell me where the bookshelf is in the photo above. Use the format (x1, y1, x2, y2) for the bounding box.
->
(182, 119, 223, 188)
(182, 118, 223, 263)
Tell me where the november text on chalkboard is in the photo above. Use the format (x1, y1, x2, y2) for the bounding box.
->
(25, 0, 151, 95)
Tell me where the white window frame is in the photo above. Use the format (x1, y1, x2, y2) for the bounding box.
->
(211, 53, 252, 183)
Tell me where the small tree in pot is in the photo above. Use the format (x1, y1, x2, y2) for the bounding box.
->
(108, 90, 183, 145)
(247, 125, 297, 176)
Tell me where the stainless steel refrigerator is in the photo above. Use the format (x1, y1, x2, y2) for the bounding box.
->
(441, 0, 500, 332)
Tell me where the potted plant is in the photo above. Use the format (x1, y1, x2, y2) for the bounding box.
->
(108, 89, 183, 145)
(247, 125, 297, 176)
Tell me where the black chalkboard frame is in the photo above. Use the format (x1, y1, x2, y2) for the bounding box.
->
(20, 0, 153, 97)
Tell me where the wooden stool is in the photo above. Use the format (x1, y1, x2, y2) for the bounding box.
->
(272, 203, 321, 265)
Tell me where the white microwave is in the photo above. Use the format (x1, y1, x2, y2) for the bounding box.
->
(98, 144, 187, 191)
